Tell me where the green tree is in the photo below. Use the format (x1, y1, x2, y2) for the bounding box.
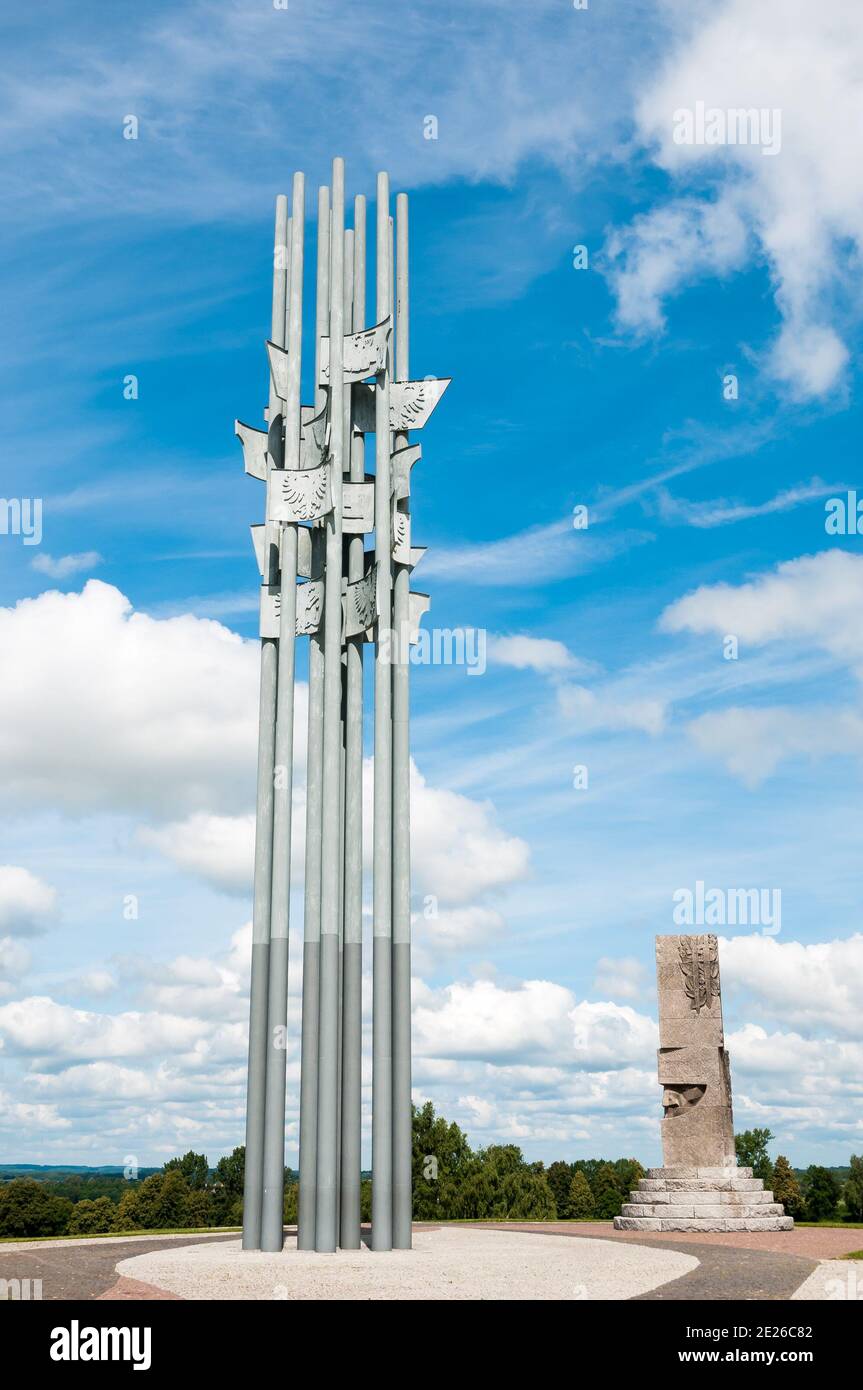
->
(214, 1147, 245, 1196)
(68, 1196, 118, 1235)
(843, 1155, 863, 1222)
(115, 1169, 191, 1230)
(771, 1155, 805, 1220)
(453, 1145, 556, 1221)
(591, 1163, 624, 1219)
(735, 1128, 775, 1185)
(411, 1101, 474, 1220)
(803, 1165, 840, 1222)
(0, 1180, 73, 1238)
(212, 1146, 245, 1223)
(360, 1178, 372, 1223)
(567, 1169, 595, 1219)
(184, 1190, 216, 1228)
(283, 1182, 299, 1225)
(163, 1150, 209, 1190)
(614, 1158, 646, 1202)
(546, 1161, 575, 1219)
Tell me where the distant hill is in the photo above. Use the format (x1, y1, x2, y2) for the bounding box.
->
(0, 1165, 160, 1179)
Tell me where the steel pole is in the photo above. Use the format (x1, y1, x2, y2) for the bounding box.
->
(392, 192, 413, 1249)
(315, 156, 346, 1252)
(334, 226, 353, 1247)
(297, 185, 330, 1250)
(340, 195, 366, 1249)
(261, 173, 304, 1251)
(243, 193, 288, 1250)
(372, 172, 393, 1251)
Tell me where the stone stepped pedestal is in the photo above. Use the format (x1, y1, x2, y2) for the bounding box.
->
(613, 1167, 794, 1233)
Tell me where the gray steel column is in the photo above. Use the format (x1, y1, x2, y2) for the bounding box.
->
(340, 195, 365, 1249)
(334, 225, 354, 1249)
(243, 193, 288, 1250)
(315, 156, 346, 1252)
(297, 184, 330, 1250)
(261, 174, 304, 1252)
(391, 191, 413, 1249)
(372, 172, 394, 1251)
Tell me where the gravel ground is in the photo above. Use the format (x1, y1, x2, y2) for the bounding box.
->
(116, 1228, 699, 1301)
(791, 1260, 863, 1301)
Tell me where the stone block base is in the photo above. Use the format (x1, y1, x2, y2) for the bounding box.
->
(613, 1167, 794, 1233)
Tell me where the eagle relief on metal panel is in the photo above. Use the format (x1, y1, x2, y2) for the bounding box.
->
(678, 933, 720, 1012)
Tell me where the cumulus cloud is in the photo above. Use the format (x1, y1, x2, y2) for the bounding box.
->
(413, 978, 656, 1067)
(487, 634, 585, 675)
(0, 866, 56, 935)
(0, 995, 219, 1064)
(407, 763, 530, 907)
(0, 581, 265, 818)
(660, 551, 863, 670)
(606, 0, 863, 397)
(139, 814, 258, 895)
(722, 933, 863, 1039)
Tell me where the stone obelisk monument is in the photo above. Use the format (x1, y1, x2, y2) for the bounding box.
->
(615, 935, 793, 1233)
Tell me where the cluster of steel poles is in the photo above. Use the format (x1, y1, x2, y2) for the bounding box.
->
(236, 159, 448, 1254)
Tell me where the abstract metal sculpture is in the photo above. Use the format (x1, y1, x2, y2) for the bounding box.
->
(237, 159, 449, 1253)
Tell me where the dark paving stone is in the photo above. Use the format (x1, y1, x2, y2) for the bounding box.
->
(0, 1233, 238, 1302)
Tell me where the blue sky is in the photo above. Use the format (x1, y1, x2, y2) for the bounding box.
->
(1, 0, 862, 1170)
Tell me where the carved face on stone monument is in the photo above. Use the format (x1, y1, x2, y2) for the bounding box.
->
(662, 1084, 706, 1117)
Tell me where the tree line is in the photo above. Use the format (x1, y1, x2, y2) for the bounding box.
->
(2, 1110, 861, 1238)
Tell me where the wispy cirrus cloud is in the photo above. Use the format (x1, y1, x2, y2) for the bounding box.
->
(422, 515, 652, 586)
(652, 477, 842, 528)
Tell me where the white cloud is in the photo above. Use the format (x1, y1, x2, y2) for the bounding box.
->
(139, 814, 257, 894)
(415, 905, 506, 952)
(421, 517, 650, 587)
(0, 995, 217, 1063)
(661, 552, 863, 780)
(413, 977, 656, 1067)
(722, 933, 863, 1039)
(0, 0, 664, 226)
(593, 956, 648, 1002)
(0, 866, 56, 935)
(0, 937, 31, 991)
(606, 195, 748, 335)
(0, 581, 263, 818)
(654, 479, 841, 529)
(686, 706, 863, 786)
(660, 551, 863, 673)
(557, 682, 666, 736)
(607, 0, 863, 397)
(407, 763, 530, 907)
(31, 551, 102, 579)
(488, 634, 585, 674)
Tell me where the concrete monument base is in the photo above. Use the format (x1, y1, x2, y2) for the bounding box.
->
(614, 1166, 794, 1233)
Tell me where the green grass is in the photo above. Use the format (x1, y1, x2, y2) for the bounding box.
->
(0, 1225, 240, 1244)
(434, 1217, 613, 1225)
(840, 1250, 863, 1260)
(797, 1220, 863, 1228)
